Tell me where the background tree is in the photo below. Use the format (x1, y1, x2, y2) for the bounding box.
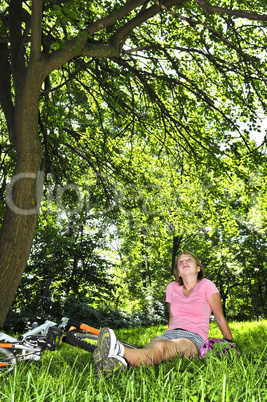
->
(0, 0, 267, 327)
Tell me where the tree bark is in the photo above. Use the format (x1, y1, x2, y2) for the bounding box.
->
(0, 62, 43, 328)
(0, 0, 266, 328)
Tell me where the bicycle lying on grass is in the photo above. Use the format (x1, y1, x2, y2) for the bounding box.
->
(0, 278, 136, 373)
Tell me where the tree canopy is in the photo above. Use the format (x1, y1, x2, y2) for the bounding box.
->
(0, 0, 266, 327)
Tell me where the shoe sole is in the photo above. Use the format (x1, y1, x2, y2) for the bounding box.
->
(97, 327, 116, 358)
(93, 347, 103, 369)
(101, 356, 127, 376)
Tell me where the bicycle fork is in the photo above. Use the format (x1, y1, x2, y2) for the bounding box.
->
(0, 342, 42, 362)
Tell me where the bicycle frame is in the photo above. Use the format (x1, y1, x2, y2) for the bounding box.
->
(0, 318, 68, 362)
(0, 279, 102, 372)
(0, 316, 100, 364)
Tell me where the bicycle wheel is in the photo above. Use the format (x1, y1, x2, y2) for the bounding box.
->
(64, 330, 97, 353)
(65, 329, 137, 353)
(0, 348, 17, 374)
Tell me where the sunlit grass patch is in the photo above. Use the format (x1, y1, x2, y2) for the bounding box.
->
(0, 320, 266, 401)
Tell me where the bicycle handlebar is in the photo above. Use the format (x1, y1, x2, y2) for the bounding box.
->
(67, 319, 84, 329)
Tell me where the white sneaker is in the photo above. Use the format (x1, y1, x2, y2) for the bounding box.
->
(93, 348, 127, 376)
(97, 327, 125, 359)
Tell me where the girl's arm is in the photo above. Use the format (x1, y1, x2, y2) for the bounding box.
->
(208, 293, 234, 341)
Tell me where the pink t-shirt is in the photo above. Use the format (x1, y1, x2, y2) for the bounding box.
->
(166, 279, 219, 340)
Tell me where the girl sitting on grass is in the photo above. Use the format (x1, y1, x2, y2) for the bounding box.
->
(93, 251, 234, 374)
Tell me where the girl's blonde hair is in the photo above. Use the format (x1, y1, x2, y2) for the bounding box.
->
(174, 251, 205, 285)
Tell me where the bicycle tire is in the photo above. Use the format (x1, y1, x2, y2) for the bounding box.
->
(65, 330, 97, 353)
(65, 329, 137, 353)
(0, 348, 17, 374)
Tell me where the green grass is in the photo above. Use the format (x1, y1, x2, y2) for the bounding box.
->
(0, 320, 266, 401)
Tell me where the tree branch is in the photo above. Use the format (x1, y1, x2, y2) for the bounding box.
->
(193, 0, 267, 21)
(84, 0, 147, 35)
(41, 0, 186, 78)
(9, 0, 26, 77)
(0, 44, 15, 145)
(41, 0, 147, 77)
(109, 0, 186, 46)
(112, 56, 225, 161)
(30, 0, 43, 60)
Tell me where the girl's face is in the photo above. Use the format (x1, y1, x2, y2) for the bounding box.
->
(177, 254, 200, 277)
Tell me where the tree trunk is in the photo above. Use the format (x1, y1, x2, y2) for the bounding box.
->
(0, 65, 43, 328)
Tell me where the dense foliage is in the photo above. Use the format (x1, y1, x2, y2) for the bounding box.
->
(0, 1, 267, 328)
